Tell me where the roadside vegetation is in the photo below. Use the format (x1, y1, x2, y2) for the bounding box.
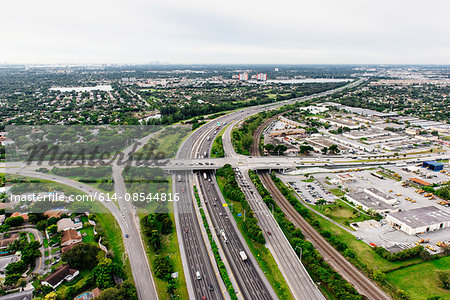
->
(215, 167, 294, 300)
(141, 212, 187, 299)
(194, 186, 237, 300)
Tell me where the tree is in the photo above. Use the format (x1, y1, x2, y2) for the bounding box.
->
(154, 257, 173, 279)
(47, 224, 58, 235)
(97, 288, 122, 300)
(241, 133, 253, 151)
(437, 271, 450, 289)
(62, 243, 100, 270)
(5, 216, 24, 227)
(44, 292, 58, 300)
(94, 258, 123, 289)
(321, 147, 328, 154)
(5, 260, 27, 276)
(299, 145, 313, 155)
(161, 217, 173, 235)
(4, 274, 21, 286)
(328, 144, 340, 154)
(36, 220, 47, 232)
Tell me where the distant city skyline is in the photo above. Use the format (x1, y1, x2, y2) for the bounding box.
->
(2, 0, 449, 65)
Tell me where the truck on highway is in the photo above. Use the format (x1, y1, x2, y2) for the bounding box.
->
(203, 173, 207, 180)
(207, 136, 210, 141)
(220, 229, 228, 243)
(178, 175, 181, 182)
(196, 271, 201, 280)
(239, 251, 247, 261)
(204, 151, 207, 158)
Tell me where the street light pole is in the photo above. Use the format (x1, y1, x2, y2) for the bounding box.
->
(295, 246, 302, 261)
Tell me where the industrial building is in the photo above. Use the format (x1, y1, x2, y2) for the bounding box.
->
(422, 161, 444, 172)
(363, 187, 397, 205)
(407, 177, 431, 187)
(386, 206, 450, 235)
(346, 190, 397, 214)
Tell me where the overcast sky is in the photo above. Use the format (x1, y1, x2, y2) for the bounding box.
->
(1, 0, 449, 64)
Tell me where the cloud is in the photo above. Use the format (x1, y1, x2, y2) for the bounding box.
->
(0, 0, 449, 64)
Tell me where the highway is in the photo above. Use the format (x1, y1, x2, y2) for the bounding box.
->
(173, 170, 226, 300)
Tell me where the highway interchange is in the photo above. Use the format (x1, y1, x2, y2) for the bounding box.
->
(4, 78, 440, 299)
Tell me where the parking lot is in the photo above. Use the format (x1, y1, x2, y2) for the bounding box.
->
(281, 176, 336, 204)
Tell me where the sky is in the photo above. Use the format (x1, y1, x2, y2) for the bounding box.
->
(1, 0, 449, 65)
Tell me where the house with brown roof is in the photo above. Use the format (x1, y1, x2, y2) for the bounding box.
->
(0, 233, 20, 249)
(61, 229, 82, 247)
(42, 265, 79, 289)
(10, 212, 29, 221)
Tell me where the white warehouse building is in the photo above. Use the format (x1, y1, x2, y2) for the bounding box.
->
(386, 206, 450, 235)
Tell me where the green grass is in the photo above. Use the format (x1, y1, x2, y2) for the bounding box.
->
(43, 238, 49, 248)
(44, 250, 49, 257)
(217, 176, 294, 300)
(312, 199, 371, 229)
(28, 233, 35, 242)
(314, 213, 422, 272)
(329, 188, 345, 197)
(79, 226, 95, 244)
(385, 256, 450, 299)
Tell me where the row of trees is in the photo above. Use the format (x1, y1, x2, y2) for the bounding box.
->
(141, 213, 173, 252)
(217, 165, 265, 244)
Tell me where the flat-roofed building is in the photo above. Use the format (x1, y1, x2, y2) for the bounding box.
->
(386, 206, 450, 235)
(363, 187, 397, 205)
(346, 190, 397, 214)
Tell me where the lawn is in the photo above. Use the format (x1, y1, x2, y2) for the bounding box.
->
(79, 226, 95, 244)
(386, 256, 450, 300)
(329, 188, 345, 197)
(216, 176, 294, 300)
(28, 233, 35, 242)
(313, 199, 371, 229)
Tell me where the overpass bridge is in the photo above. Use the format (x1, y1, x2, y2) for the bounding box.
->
(3, 153, 449, 172)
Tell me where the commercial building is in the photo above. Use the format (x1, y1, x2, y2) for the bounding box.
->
(386, 206, 450, 235)
(346, 190, 397, 214)
(422, 161, 444, 172)
(256, 73, 267, 81)
(238, 73, 248, 81)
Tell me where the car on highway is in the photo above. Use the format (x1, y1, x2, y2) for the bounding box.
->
(196, 271, 201, 280)
(125, 234, 129, 238)
(209, 284, 214, 291)
(267, 230, 271, 236)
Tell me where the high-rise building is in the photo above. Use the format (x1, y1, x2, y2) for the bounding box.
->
(256, 73, 267, 81)
(238, 73, 248, 81)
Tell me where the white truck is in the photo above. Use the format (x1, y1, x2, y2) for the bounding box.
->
(203, 173, 207, 180)
(239, 251, 248, 261)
